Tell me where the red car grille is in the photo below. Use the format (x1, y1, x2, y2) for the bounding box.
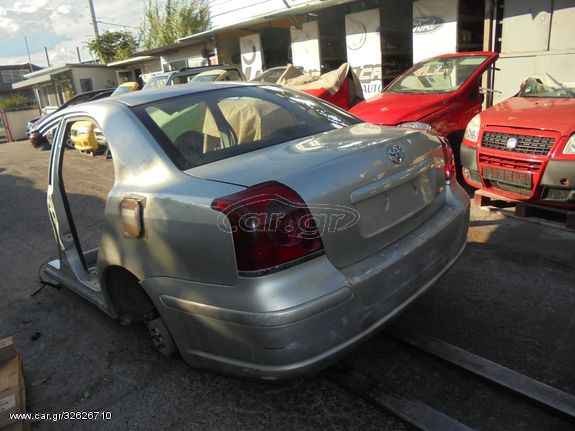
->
(479, 154, 542, 173)
(490, 181, 532, 196)
(481, 131, 555, 156)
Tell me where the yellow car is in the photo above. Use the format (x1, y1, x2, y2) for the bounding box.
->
(69, 121, 106, 152)
(111, 81, 139, 96)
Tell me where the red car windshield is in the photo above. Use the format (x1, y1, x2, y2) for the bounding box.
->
(386, 55, 489, 94)
(518, 75, 575, 99)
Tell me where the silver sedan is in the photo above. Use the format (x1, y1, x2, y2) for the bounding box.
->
(37, 82, 469, 380)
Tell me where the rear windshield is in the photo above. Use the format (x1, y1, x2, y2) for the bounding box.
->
(518, 76, 575, 99)
(190, 73, 221, 83)
(133, 85, 361, 169)
(142, 75, 169, 90)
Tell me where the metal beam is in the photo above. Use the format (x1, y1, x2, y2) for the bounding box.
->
(327, 369, 476, 431)
(386, 327, 575, 419)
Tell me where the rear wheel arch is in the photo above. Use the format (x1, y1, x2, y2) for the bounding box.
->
(102, 266, 178, 356)
(102, 265, 157, 324)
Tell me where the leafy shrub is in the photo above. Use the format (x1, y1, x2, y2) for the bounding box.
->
(0, 94, 29, 111)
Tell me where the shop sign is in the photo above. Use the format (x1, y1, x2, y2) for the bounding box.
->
(413, 16, 444, 34)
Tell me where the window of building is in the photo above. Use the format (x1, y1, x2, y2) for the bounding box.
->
(1, 69, 26, 84)
(260, 28, 291, 69)
(380, 0, 413, 86)
(79, 79, 93, 92)
(318, 9, 347, 73)
(38, 86, 49, 108)
(458, 0, 486, 52)
(169, 60, 188, 71)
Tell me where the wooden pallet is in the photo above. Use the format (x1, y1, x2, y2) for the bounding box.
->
(473, 189, 575, 231)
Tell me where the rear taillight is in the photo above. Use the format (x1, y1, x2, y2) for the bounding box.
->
(211, 182, 324, 273)
(441, 138, 456, 183)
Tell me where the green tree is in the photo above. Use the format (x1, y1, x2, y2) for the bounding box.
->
(141, 0, 210, 50)
(0, 94, 29, 111)
(87, 30, 137, 64)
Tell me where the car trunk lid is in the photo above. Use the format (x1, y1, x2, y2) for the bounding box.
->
(187, 123, 447, 269)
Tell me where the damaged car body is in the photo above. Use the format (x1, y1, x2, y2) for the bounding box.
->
(39, 82, 470, 380)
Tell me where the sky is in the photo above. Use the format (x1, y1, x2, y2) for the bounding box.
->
(0, 0, 146, 67)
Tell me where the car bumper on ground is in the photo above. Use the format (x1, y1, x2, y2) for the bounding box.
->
(142, 184, 470, 380)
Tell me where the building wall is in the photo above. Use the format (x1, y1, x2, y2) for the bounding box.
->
(1, 108, 40, 141)
(209, 0, 575, 104)
(72, 68, 117, 92)
(140, 59, 162, 75)
(114, 59, 162, 86)
(159, 43, 216, 71)
(413, 0, 458, 63)
(493, 0, 575, 104)
(213, 0, 413, 97)
(291, 21, 321, 73)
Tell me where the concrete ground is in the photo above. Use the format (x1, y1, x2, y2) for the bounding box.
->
(1, 140, 574, 430)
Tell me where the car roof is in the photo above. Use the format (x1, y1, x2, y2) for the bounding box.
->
(106, 81, 260, 107)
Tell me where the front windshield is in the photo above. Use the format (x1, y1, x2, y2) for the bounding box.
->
(518, 76, 575, 99)
(142, 75, 169, 90)
(386, 55, 489, 94)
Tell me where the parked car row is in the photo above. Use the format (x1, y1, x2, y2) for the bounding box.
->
(142, 65, 246, 90)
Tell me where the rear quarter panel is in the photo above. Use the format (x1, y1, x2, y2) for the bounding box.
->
(87, 103, 244, 286)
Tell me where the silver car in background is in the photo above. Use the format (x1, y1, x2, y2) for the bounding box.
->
(38, 83, 469, 380)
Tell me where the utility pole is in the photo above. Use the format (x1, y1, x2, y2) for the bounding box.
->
(76, 47, 82, 63)
(89, 0, 100, 38)
(44, 47, 51, 68)
(24, 37, 33, 72)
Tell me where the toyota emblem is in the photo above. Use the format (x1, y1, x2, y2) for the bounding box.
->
(387, 144, 407, 165)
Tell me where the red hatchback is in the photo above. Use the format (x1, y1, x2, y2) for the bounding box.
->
(350, 52, 498, 147)
(460, 76, 575, 208)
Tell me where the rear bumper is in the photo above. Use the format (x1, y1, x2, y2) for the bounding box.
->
(142, 184, 470, 380)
